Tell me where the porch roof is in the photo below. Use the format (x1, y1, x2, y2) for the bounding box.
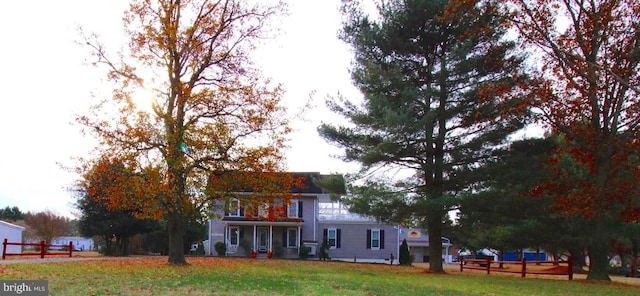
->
(222, 220, 304, 227)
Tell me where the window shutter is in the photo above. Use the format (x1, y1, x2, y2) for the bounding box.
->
(299, 229, 303, 245)
(323, 228, 328, 240)
(366, 229, 371, 249)
(298, 200, 303, 218)
(239, 229, 244, 240)
(336, 229, 341, 248)
(380, 230, 385, 249)
(239, 207, 245, 217)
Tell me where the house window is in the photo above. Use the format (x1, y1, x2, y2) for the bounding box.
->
(287, 200, 298, 218)
(328, 228, 337, 249)
(258, 203, 269, 217)
(228, 199, 241, 217)
(287, 228, 298, 248)
(367, 229, 384, 250)
(371, 229, 380, 250)
(229, 227, 239, 246)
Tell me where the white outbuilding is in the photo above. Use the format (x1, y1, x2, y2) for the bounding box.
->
(0, 220, 25, 257)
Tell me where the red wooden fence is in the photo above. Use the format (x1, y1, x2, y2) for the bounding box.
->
(2, 238, 73, 260)
(460, 256, 573, 280)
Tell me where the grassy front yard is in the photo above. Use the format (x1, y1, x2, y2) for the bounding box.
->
(1, 257, 639, 295)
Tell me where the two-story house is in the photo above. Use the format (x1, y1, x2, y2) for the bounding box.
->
(207, 172, 454, 263)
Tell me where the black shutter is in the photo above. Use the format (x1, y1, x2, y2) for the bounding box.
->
(239, 206, 245, 217)
(299, 229, 303, 245)
(336, 229, 341, 248)
(323, 228, 328, 240)
(239, 228, 244, 240)
(366, 229, 371, 249)
(380, 230, 385, 249)
(298, 200, 303, 218)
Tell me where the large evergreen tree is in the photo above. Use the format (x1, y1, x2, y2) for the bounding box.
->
(319, 0, 528, 272)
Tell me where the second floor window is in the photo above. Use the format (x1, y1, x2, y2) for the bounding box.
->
(227, 199, 241, 217)
(287, 200, 298, 218)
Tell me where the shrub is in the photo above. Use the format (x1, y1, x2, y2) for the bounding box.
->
(399, 239, 412, 265)
(272, 242, 284, 258)
(299, 245, 311, 259)
(239, 239, 252, 257)
(195, 242, 205, 256)
(214, 242, 226, 256)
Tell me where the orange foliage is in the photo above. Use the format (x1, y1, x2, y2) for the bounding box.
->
(75, 0, 290, 263)
(493, 0, 640, 221)
(207, 171, 305, 221)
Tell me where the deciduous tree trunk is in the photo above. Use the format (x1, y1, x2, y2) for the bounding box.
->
(167, 212, 186, 265)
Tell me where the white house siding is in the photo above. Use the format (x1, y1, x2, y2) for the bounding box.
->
(0, 220, 25, 256)
(50, 237, 95, 251)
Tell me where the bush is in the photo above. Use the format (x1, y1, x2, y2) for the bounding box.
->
(272, 242, 284, 258)
(399, 239, 413, 265)
(239, 239, 252, 257)
(195, 242, 205, 256)
(214, 242, 226, 256)
(299, 245, 311, 259)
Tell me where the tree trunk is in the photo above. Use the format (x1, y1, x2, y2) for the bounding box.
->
(569, 248, 586, 273)
(587, 243, 610, 280)
(586, 223, 611, 281)
(427, 213, 444, 273)
(167, 212, 187, 265)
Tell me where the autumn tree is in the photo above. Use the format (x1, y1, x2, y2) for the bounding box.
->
(76, 156, 161, 256)
(77, 0, 292, 265)
(320, 0, 528, 272)
(495, 0, 640, 280)
(24, 211, 70, 245)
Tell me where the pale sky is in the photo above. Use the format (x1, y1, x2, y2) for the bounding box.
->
(0, 0, 361, 217)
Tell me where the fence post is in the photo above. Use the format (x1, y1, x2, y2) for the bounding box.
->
(568, 256, 573, 281)
(40, 240, 45, 259)
(2, 238, 7, 260)
(487, 258, 492, 275)
(69, 242, 73, 257)
(521, 258, 527, 278)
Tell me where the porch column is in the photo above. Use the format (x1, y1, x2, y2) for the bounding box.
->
(253, 225, 257, 251)
(297, 225, 301, 248)
(269, 225, 273, 252)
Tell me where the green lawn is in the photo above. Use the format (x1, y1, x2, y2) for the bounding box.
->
(1, 257, 639, 295)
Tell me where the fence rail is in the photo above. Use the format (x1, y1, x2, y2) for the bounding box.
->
(460, 256, 573, 280)
(2, 238, 74, 260)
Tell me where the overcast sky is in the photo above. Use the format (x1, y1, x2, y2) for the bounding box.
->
(0, 0, 362, 217)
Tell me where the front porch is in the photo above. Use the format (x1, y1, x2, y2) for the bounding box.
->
(222, 220, 304, 259)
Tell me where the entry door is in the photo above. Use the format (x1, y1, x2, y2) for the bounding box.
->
(257, 227, 269, 252)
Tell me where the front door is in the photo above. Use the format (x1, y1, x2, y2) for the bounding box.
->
(257, 227, 269, 253)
